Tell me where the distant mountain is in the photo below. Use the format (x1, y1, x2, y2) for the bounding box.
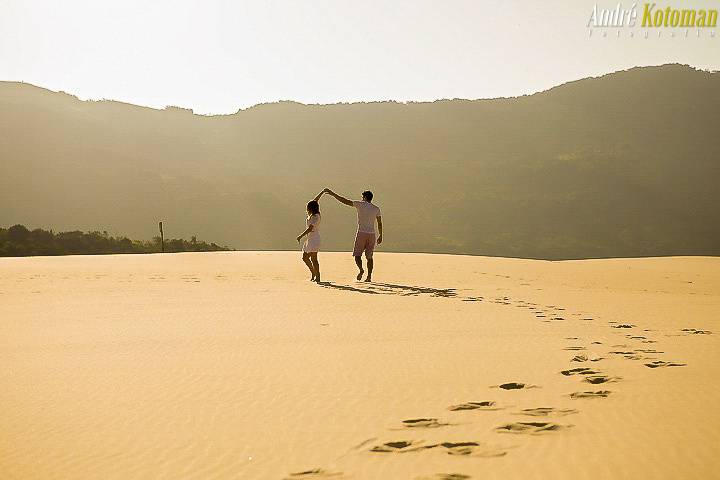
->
(1, 64, 718, 259)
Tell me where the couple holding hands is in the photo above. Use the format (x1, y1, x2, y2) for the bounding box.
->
(297, 188, 382, 284)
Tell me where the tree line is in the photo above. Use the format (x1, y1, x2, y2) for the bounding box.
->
(0, 225, 231, 257)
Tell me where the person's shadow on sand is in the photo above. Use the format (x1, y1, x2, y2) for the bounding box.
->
(319, 281, 456, 298)
(318, 281, 381, 295)
(371, 282, 457, 297)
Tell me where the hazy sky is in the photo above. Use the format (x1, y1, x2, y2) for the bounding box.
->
(1, 0, 718, 114)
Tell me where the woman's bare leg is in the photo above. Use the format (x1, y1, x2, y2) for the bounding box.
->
(310, 253, 320, 283)
(302, 252, 315, 280)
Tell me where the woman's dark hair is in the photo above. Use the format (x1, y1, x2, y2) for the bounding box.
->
(307, 200, 320, 215)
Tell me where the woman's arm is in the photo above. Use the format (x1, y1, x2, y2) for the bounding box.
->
(312, 190, 324, 202)
(296, 225, 314, 243)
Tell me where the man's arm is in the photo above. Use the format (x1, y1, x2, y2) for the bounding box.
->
(323, 188, 353, 207)
(376, 216, 383, 244)
(312, 190, 324, 202)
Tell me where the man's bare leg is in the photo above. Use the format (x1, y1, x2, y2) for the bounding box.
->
(302, 253, 315, 280)
(354, 256, 364, 281)
(310, 253, 320, 283)
(365, 256, 373, 282)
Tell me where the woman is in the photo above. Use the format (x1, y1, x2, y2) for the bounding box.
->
(297, 191, 324, 283)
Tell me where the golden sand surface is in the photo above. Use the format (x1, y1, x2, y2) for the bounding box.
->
(1, 252, 718, 479)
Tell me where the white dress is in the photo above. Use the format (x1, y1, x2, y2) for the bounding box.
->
(303, 213, 321, 253)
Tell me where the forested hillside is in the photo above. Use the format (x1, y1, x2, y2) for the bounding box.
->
(1, 64, 718, 259)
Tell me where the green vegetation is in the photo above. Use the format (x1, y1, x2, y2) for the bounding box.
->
(0, 225, 230, 257)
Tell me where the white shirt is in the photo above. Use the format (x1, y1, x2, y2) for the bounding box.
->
(307, 213, 321, 237)
(352, 201, 381, 234)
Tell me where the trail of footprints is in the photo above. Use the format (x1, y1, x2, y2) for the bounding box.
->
(368, 380, 574, 458)
(287, 293, 711, 479)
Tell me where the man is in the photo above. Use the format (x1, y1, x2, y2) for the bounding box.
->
(323, 188, 383, 282)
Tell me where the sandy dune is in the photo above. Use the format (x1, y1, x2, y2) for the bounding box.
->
(1, 252, 718, 479)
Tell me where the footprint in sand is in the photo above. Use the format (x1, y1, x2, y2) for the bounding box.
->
(681, 328, 712, 335)
(462, 296, 483, 302)
(564, 346, 587, 351)
(492, 382, 538, 390)
(370, 441, 507, 457)
(583, 375, 620, 385)
(284, 468, 344, 478)
(645, 360, 686, 368)
(570, 355, 604, 363)
(515, 407, 578, 417)
(609, 350, 647, 360)
(569, 390, 611, 399)
(561, 367, 601, 376)
(416, 474, 471, 480)
(448, 401, 504, 411)
(370, 440, 429, 453)
(438, 442, 507, 457)
(612, 324, 635, 329)
(401, 418, 450, 429)
(495, 422, 569, 434)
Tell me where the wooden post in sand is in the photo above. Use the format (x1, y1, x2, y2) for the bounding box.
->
(158, 221, 165, 253)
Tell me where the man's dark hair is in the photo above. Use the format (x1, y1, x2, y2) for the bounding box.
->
(362, 190, 373, 202)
